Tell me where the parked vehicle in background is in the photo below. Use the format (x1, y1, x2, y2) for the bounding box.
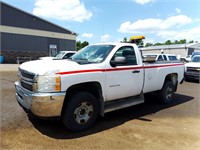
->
(39, 51, 76, 60)
(185, 55, 200, 82)
(180, 55, 192, 63)
(180, 52, 200, 63)
(191, 51, 200, 58)
(143, 53, 178, 61)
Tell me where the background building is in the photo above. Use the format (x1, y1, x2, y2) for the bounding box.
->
(0, 2, 77, 63)
(141, 43, 200, 59)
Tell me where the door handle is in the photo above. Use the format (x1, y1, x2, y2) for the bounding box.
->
(132, 70, 140, 73)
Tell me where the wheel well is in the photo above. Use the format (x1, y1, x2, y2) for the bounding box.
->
(165, 73, 178, 91)
(61, 82, 104, 116)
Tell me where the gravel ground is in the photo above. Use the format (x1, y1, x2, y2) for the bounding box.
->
(0, 64, 19, 72)
(0, 65, 200, 150)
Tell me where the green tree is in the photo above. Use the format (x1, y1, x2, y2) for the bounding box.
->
(76, 41, 82, 50)
(154, 42, 162, 46)
(179, 39, 187, 44)
(139, 41, 144, 47)
(174, 40, 179, 44)
(76, 41, 89, 51)
(145, 42, 153, 47)
(189, 40, 194, 43)
(165, 40, 172, 45)
(81, 41, 89, 48)
(121, 37, 128, 42)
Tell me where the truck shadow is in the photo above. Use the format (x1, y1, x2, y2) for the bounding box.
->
(29, 93, 194, 139)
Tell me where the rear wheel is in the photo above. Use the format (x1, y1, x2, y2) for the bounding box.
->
(62, 92, 99, 132)
(158, 80, 175, 104)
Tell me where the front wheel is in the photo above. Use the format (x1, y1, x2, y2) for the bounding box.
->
(158, 80, 175, 104)
(62, 92, 99, 132)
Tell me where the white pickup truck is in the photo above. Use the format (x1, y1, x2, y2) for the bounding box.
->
(15, 43, 184, 131)
(39, 51, 76, 60)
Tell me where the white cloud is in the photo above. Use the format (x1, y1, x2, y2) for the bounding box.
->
(156, 31, 177, 39)
(175, 8, 181, 14)
(132, 0, 154, 5)
(100, 34, 111, 43)
(143, 38, 155, 45)
(157, 27, 200, 42)
(82, 33, 93, 38)
(118, 15, 192, 33)
(33, 0, 92, 22)
(162, 15, 192, 28)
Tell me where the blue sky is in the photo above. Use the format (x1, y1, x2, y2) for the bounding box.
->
(2, 0, 200, 44)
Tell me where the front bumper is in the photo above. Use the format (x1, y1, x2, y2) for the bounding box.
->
(15, 81, 66, 117)
(185, 72, 200, 80)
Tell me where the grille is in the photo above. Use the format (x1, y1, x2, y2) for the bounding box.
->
(187, 67, 200, 73)
(19, 69, 37, 91)
(19, 69, 35, 80)
(21, 81, 33, 91)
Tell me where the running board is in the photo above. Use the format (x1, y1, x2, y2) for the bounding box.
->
(104, 94, 144, 113)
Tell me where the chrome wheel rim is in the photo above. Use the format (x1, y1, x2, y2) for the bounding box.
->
(166, 86, 173, 99)
(74, 102, 93, 124)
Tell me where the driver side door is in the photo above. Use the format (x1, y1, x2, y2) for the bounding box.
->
(105, 46, 144, 101)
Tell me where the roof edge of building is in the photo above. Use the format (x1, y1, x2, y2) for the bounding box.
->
(0, 1, 78, 36)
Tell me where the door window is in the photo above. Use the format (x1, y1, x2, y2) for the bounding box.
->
(63, 53, 75, 59)
(112, 46, 137, 65)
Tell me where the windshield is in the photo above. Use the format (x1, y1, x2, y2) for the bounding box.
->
(71, 45, 115, 64)
(55, 52, 65, 58)
(192, 52, 200, 58)
(191, 56, 200, 62)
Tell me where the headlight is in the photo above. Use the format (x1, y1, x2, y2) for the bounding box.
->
(37, 75, 61, 92)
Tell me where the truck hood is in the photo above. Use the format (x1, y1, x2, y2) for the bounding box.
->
(19, 59, 95, 75)
(185, 62, 200, 68)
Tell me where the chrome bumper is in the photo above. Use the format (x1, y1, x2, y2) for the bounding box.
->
(15, 81, 65, 117)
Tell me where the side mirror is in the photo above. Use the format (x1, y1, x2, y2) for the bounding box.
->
(110, 56, 126, 67)
(143, 56, 156, 63)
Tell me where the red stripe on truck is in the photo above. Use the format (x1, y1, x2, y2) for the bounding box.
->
(56, 63, 184, 75)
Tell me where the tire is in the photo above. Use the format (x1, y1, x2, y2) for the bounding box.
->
(158, 80, 175, 104)
(62, 92, 99, 132)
